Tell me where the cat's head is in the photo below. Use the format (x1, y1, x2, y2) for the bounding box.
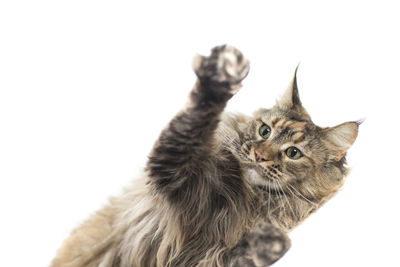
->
(220, 69, 359, 227)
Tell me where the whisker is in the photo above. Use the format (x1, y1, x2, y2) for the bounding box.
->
(219, 133, 255, 164)
(220, 136, 239, 150)
(285, 184, 302, 203)
(287, 184, 317, 206)
(277, 181, 296, 220)
(275, 181, 286, 216)
(268, 179, 271, 215)
(220, 133, 242, 151)
(219, 128, 247, 151)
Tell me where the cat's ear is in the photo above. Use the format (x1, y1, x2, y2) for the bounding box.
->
(323, 122, 359, 161)
(278, 66, 302, 108)
(277, 67, 310, 119)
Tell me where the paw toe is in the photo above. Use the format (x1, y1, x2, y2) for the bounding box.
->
(193, 45, 249, 85)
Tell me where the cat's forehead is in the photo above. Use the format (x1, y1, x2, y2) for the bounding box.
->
(254, 108, 310, 125)
(253, 108, 318, 143)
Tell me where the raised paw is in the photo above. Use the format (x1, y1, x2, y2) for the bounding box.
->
(229, 221, 291, 267)
(193, 45, 250, 87)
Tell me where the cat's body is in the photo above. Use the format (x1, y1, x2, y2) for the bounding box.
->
(52, 45, 358, 267)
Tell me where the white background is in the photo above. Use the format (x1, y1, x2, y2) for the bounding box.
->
(1, 1, 399, 266)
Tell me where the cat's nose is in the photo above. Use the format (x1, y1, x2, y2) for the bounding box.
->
(254, 149, 272, 163)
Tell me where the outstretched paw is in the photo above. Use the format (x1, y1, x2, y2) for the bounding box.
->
(193, 45, 250, 86)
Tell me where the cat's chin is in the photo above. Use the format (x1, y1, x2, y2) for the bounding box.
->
(245, 166, 281, 191)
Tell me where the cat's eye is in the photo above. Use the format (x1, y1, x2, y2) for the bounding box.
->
(286, 147, 302, 159)
(259, 124, 271, 139)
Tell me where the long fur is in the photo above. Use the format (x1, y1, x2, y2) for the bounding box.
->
(51, 45, 358, 267)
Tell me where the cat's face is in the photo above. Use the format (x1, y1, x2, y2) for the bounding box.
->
(227, 71, 359, 203)
(241, 109, 321, 192)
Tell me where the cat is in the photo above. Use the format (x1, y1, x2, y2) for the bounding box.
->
(51, 45, 359, 267)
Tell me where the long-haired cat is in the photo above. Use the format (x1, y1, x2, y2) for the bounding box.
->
(51, 45, 359, 267)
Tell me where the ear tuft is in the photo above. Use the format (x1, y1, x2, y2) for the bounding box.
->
(355, 118, 366, 126)
(277, 66, 301, 109)
(276, 66, 311, 121)
(324, 122, 359, 160)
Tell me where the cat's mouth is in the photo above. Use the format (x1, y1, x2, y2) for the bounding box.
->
(246, 165, 281, 191)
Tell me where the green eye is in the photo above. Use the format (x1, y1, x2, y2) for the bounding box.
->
(259, 124, 271, 139)
(286, 147, 302, 159)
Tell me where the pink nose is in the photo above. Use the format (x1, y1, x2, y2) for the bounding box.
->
(254, 149, 270, 162)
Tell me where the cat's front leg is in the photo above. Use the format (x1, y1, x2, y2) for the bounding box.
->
(147, 45, 249, 198)
(229, 220, 291, 267)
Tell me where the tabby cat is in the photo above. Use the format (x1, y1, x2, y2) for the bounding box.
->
(51, 45, 359, 267)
